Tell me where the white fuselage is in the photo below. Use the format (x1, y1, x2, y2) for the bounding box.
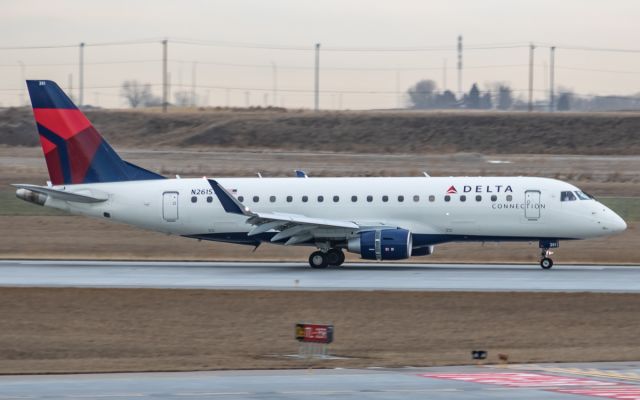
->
(42, 176, 626, 251)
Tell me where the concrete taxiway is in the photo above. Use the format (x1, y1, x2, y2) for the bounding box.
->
(1, 260, 639, 292)
(2, 363, 640, 399)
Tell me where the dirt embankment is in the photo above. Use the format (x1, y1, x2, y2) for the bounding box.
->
(2, 107, 639, 155)
(0, 288, 639, 374)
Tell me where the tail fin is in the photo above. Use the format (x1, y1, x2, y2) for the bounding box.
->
(26, 80, 164, 185)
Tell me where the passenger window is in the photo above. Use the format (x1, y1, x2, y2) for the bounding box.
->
(398, 195, 404, 202)
(238, 196, 244, 202)
(428, 195, 435, 202)
(207, 196, 213, 203)
(444, 195, 451, 202)
(413, 195, 420, 202)
(317, 195, 324, 202)
(191, 196, 197, 203)
(475, 195, 481, 202)
(382, 195, 389, 202)
(351, 195, 358, 202)
(270, 196, 276, 203)
(333, 195, 340, 202)
(490, 195, 497, 202)
(560, 191, 577, 202)
(302, 195, 308, 203)
(506, 195, 513, 202)
(286, 195, 292, 202)
(460, 195, 466, 202)
(366, 195, 373, 202)
(253, 196, 259, 203)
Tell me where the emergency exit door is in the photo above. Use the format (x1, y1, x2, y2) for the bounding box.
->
(525, 190, 541, 220)
(163, 192, 179, 222)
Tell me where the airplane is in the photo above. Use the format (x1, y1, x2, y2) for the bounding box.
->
(14, 80, 627, 269)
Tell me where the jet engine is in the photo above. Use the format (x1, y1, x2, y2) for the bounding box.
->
(347, 228, 412, 260)
(16, 188, 47, 206)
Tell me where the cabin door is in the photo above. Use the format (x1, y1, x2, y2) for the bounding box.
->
(524, 190, 541, 220)
(163, 192, 179, 222)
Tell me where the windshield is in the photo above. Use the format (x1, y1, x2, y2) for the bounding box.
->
(575, 191, 594, 200)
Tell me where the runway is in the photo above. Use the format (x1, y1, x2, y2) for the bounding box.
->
(2, 363, 640, 399)
(1, 260, 639, 292)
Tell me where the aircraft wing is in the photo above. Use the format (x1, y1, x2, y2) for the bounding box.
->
(208, 179, 360, 245)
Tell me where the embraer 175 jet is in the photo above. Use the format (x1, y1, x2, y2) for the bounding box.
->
(14, 80, 627, 269)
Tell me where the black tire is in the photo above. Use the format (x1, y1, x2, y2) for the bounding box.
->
(326, 249, 345, 266)
(309, 251, 329, 269)
(540, 257, 553, 269)
(335, 250, 346, 267)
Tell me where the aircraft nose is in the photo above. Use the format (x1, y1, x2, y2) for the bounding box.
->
(603, 206, 627, 233)
(612, 213, 628, 233)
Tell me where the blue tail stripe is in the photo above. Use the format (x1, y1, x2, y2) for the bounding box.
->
(37, 124, 72, 184)
(26, 80, 76, 109)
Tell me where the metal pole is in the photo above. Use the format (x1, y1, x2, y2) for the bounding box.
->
(528, 43, 535, 112)
(272, 62, 277, 107)
(191, 61, 197, 107)
(442, 58, 447, 92)
(314, 43, 320, 111)
(18, 60, 25, 106)
(79, 42, 85, 107)
(162, 39, 168, 113)
(395, 70, 400, 108)
(549, 46, 555, 112)
(457, 35, 462, 98)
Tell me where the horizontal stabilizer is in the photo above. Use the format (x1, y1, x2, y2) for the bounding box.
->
(12, 183, 108, 203)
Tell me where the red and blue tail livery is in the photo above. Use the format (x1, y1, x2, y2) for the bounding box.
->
(26, 80, 163, 185)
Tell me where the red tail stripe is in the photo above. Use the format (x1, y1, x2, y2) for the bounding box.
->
(33, 108, 91, 140)
(39, 135, 56, 154)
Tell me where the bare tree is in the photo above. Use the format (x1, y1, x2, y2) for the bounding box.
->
(121, 80, 150, 108)
(407, 80, 437, 109)
(173, 91, 191, 107)
(497, 85, 513, 110)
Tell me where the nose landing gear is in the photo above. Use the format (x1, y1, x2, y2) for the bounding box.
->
(539, 240, 558, 269)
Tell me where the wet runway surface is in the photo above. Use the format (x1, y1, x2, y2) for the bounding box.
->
(0, 260, 639, 292)
(2, 362, 640, 399)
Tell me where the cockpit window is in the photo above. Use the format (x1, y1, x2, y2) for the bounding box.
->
(561, 191, 577, 202)
(575, 191, 594, 200)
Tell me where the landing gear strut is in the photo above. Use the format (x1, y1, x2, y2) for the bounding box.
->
(308, 249, 345, 268)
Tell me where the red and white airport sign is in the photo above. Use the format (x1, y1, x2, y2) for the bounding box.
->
(295, 323, 334, 344)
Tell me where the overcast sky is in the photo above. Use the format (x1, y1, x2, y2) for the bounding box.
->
(1, 0, 639, 109)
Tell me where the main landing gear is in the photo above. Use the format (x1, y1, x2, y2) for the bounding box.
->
(308, 249, 345, 269)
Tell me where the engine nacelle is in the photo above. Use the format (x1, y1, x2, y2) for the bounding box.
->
(16, 188, 47, 206)
(347, 228, 412, 260)
(411, 245, 435, 256)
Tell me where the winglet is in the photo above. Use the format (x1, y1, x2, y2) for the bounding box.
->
(295, 170, 308, 178)
(208, 179, 251, 216)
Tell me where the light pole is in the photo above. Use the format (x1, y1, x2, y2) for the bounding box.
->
(18, 60, 25, 106)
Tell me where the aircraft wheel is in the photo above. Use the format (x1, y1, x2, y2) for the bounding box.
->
(540, 257, 554, 269)
(309, 251, 329, 269)
(326, 249, 345, 267)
